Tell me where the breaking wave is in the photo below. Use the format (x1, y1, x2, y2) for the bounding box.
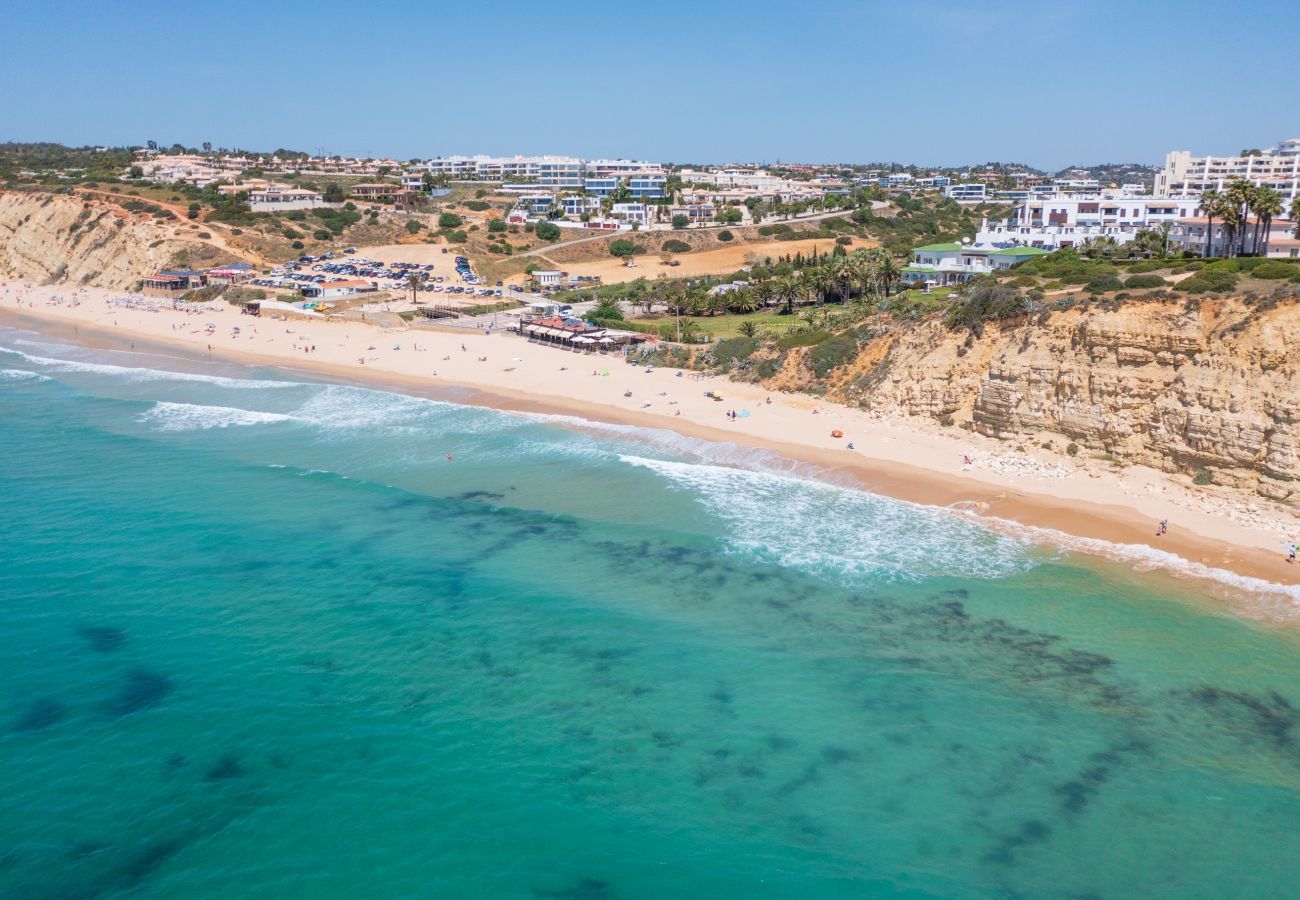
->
(619, 454, 1037, 583)
(139, 401, 297, 432)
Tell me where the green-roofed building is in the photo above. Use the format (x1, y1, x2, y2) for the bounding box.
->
(902, 241, 1053, 287)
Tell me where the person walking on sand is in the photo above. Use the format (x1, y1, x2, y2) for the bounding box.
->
(1157, 518, 1168, 536)
(1288, 543, 1297, 563)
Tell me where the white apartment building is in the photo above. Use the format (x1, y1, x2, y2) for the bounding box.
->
(246, 184, 327, 212)
(945, 183, 988, 203)
(561, 195, 601, 217)
(584, 159, 664, 178)
(974, 190, 1201, 250)
(610, 202, 652, 228)
(1156, 137, 1300, 203)
(677, 168, 787, 191)
(536, 158, 584, 190)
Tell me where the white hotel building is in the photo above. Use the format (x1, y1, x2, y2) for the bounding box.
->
(1155, 138, 1300, 203)
(974, 190, 1201, 250)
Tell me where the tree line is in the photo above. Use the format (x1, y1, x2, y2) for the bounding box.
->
(1196, 179, 1297, 257)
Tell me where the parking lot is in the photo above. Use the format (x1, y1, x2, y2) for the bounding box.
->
(246, 243, 505, 306)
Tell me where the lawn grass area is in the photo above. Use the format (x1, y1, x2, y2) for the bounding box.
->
(629, 310, 793, 339)
(884, 287, 954, 317)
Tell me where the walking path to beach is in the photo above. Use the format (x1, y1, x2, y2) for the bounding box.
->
(3, 281, 1298, 600)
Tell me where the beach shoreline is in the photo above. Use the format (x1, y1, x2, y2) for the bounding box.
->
(3, 282, 1298, 611)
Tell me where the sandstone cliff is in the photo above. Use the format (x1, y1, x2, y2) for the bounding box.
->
(0, 190, 233, 289)
(780, 297, 1300, 498)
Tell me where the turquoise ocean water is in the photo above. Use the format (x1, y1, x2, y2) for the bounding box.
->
(1, 323, 1298, 898)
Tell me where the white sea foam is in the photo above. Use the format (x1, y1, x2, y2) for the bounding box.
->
(290, 384, 457, 430)
(963, 513, 1300, 612)
(527, 411, 829, 480)
(139, 401, 297, 432)
(619, 454, 1035, 583)
(0, 368, 51, 383)
(0, 347, 293, 389)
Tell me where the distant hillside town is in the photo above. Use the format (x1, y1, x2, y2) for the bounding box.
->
(4, 135, 1296, 298)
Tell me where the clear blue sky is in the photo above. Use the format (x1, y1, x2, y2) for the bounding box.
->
(2, 0, 1295, 169)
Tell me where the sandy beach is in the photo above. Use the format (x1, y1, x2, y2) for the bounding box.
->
(4, 281, 1298, 609)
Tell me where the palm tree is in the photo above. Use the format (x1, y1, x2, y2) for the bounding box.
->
(1225, 179, 1255, 257)
(737, 320, 759, 339)
(406, 273, 422, 305)
(1198, 188, 1221, 258)
(728, 290, 759, 315)
(797, 269, 821, 309)
(1251, 187, 1283, 256)
(872, 249, 900, 297)
(774, 274, 801, 315)
(848, 251, 873, 299)
(808, 267, 834, 308)
(1291, 196, 1300, 239)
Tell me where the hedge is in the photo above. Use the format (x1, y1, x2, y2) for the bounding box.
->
(1251, 261, 1297, 280)
(1176, 269, 1238, 293)
(661, 239, 691, 253)
(1124, 274, 1166, 288)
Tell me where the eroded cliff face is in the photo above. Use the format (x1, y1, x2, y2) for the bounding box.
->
(801, 298, 1300, 497)
(0, 190, 226, 289)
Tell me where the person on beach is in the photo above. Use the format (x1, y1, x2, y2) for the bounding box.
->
(1288, 544, 1297, 563)
(1157, 519, 1168, 536)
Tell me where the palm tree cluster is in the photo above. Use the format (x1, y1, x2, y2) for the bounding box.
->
(1197, 180, 1286, 258)
(624, 248, 904, 321)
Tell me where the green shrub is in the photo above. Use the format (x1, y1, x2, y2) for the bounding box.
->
(534, 221, 560, 241)
(312, 229, 331, 240)
(943, 282, 1025, 329)
(671, 214, 690, 229)
(1124, 274, 1166, 289)
(758, 223, 792, 236)
(487, 218, 506, 233)
(1066, 442, 1079, 457)
(1176, 269, 1237, 294)
(291, 240, 304, 249)
(609, 238, 638, 258)
(776, 330, 831, 350)
(464, 200, 490, 212)
(1085, 274, 1125, 293)
(713, 336, 758, 365)
(1251, 261, 1296, 280)
(661, 239, 691, 254)
(1192, 469, 1213, 486)
(446, 229, 468, 243)
(438, 212, 463, 228)
(717, 230, 734, 242)
(405, 220, 423, 234)
(806, 332, 859, 376)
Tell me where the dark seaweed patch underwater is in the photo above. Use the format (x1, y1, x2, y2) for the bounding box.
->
(1, 333, 1298, 898)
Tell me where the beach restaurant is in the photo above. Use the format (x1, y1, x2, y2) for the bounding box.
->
(518, 315, 648, 351)
(204, 262, 255, 285)
(141, 269, 206, 297)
